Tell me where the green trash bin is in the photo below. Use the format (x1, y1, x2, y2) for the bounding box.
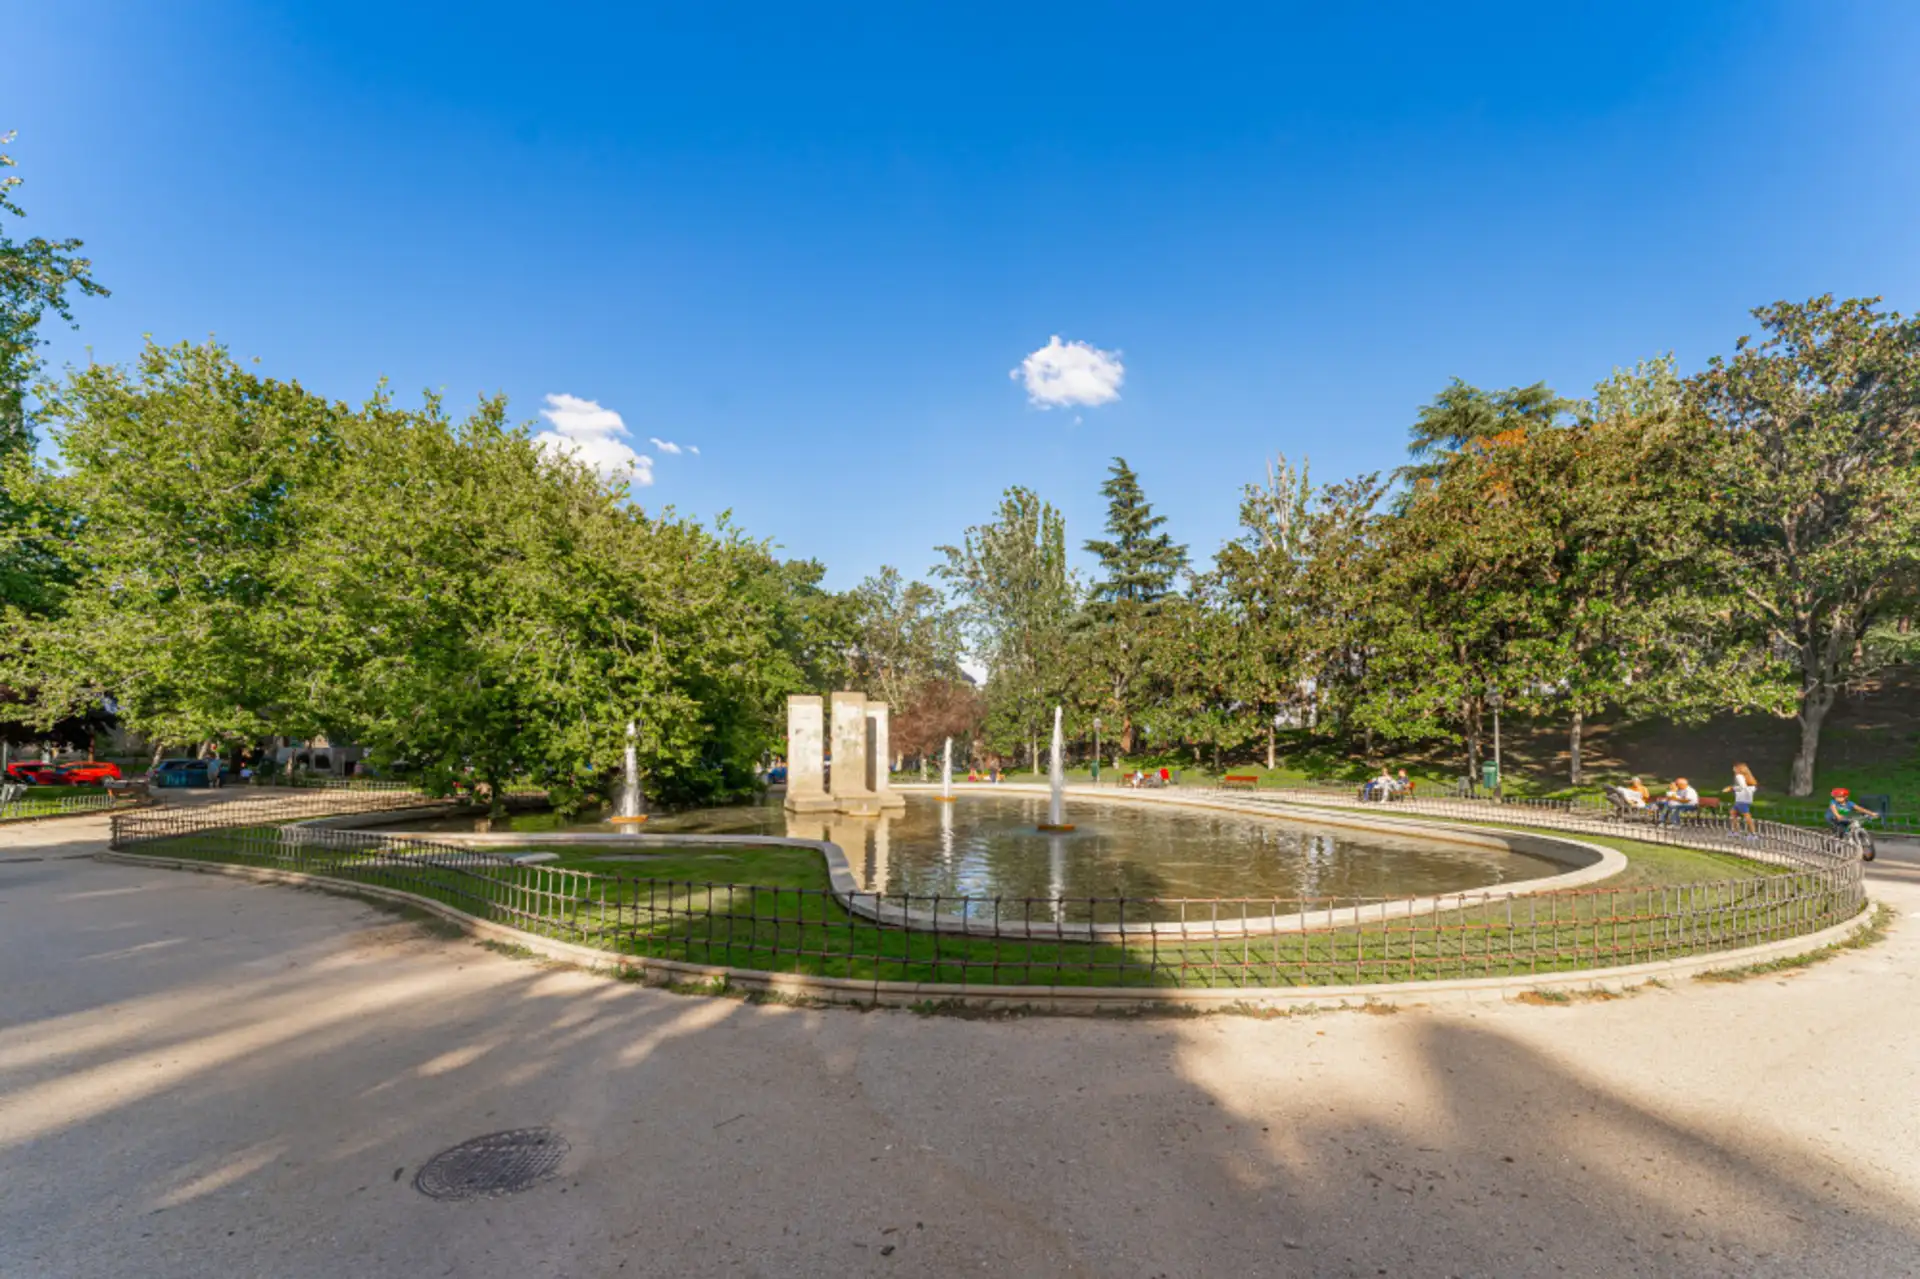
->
(1481, 760, 1500, 795)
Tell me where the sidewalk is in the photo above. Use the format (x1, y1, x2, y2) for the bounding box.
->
(3, 810, 1919, 1275)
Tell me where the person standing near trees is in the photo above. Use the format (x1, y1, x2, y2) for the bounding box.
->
(1724, 763, 1759, 836)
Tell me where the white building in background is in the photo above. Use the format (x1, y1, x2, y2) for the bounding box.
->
(272, 735, 368, 777)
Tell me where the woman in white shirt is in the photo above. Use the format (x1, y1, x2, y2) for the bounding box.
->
(1723, 763, 1759, 835)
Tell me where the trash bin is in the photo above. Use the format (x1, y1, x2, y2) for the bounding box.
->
(1480, 760, 1500, 795)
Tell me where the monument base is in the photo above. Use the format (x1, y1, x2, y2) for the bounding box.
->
(833, 791, 882, 816)
(783, 793, 837, 814)
(873, 791, 906, 811)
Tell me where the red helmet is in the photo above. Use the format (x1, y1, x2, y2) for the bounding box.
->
(1831, 787, 1849, 798)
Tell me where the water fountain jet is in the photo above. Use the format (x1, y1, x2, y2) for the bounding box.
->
(936, 736, 956, 801)
(610, 720, 647, 826)
(1037, 705, 1075, 832)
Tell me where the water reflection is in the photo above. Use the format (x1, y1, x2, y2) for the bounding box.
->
(392, 792, 1562, 905)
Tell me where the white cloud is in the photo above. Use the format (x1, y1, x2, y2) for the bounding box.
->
(535, 393, 653, 486)
(1011, 335, 1124, 409)
(648, 437, 683, 455)
(689, 445, 700, 455)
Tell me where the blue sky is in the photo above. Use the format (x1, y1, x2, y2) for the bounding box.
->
(11, 1, 1920, 587)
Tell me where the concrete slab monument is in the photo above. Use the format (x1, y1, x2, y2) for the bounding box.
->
(864, 701, 906, 811)
(783, 695, 835, 813)
(830, 691, 879, 815)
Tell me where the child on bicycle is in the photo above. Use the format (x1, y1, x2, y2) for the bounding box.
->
(1827, 787, 1876, 832)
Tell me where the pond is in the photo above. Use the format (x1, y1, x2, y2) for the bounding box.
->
(381, 791, 1567, 904)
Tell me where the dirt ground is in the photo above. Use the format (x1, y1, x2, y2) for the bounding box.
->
(3, 806, 1918, 1278)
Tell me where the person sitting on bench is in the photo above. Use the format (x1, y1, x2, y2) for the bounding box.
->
(1656, 777, 1699, 825)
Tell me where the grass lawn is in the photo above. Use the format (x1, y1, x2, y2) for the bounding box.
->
(123, 817, 1851, 991)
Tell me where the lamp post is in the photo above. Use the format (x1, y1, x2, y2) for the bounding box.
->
(1488, 688, 1504, 799)
(1092, 717, 1102, 785)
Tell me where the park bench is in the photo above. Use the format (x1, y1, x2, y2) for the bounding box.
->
(105, 777, 150, 802)
(1220, 774, 1260, 790)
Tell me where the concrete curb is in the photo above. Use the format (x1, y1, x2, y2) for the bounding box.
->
(93, 848, 1879, 1015)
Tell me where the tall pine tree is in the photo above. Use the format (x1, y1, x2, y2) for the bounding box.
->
(1085, 458, 1186, 606)
(1080, 458, 1187, 755)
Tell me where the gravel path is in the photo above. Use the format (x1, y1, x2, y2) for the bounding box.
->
(2, 807, 1917, 1278)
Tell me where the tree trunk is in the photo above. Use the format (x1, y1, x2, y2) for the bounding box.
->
(1568, 710, 1584, 786)
(1463, 697, 1481, 780)
(1790, 687, 1836, 797)
(1266, 721, 1276, 771)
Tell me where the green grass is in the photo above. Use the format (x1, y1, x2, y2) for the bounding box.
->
(122, 821, 1860, 990)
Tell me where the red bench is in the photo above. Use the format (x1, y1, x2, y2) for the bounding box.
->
(1221, 774, 1261, 790)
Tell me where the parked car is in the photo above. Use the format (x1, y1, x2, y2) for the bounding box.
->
(50, 761, 123, 785)
(4, 761, 59, 785)
(153, 758, 225, 789)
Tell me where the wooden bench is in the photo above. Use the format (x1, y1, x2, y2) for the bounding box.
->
(1220, 774, 1261, 790)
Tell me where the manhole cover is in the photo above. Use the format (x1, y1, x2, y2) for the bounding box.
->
(413, 1127, 570, 1201)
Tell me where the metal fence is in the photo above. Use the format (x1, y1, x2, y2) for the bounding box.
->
(0, 790, 127, 823)
(109, 794, 1867, 990)
(1206, 783, 1863, 871)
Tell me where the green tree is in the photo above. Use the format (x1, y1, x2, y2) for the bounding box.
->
(1079, 457, 1187, 756)
(934, 487, 1076, 769)
(1397, 378, 1576, 489)
(0, 131, 109, 619)
(287, 391, 804, 808)
(1690, 295, 1920, 795)
(14, 341, 348, 755)
(1589, 353, 1681, 423)
(846, 566, 962, 713)
(1214, 455, 1314, 768)
(17, 339, 810, 807)
(1, 131, 108, 447)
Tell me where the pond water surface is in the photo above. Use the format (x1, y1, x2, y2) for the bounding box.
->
(384, 791, 1565, 904)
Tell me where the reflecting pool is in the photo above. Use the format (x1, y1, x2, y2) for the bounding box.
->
(382, 791, 1565, 903)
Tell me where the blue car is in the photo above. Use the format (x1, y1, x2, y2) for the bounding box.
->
(153, 758, 225, 789)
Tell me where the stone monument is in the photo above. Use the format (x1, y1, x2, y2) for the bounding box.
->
(783, 695, 835, 813)
(830, 691, 880, 815)
(864, 700, 906, 811)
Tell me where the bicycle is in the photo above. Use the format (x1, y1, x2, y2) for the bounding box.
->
(1836, 813, 1879, 862)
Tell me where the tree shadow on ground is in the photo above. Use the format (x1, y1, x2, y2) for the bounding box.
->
(3, 855, 1918, 1278)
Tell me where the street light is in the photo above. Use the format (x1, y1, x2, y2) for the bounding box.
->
(1487, 687, 1504, 799)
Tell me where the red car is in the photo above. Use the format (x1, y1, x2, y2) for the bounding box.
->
(53, 761, 123, 785)
(4, 761, 59, 785)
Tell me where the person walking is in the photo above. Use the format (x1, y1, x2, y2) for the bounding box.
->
(1723, 764, 1759, 837)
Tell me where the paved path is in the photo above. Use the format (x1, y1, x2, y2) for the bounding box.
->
(3, 808, 1918, 1278)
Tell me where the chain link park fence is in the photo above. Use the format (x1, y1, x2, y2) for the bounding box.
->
(108, 788, 1868, 991)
